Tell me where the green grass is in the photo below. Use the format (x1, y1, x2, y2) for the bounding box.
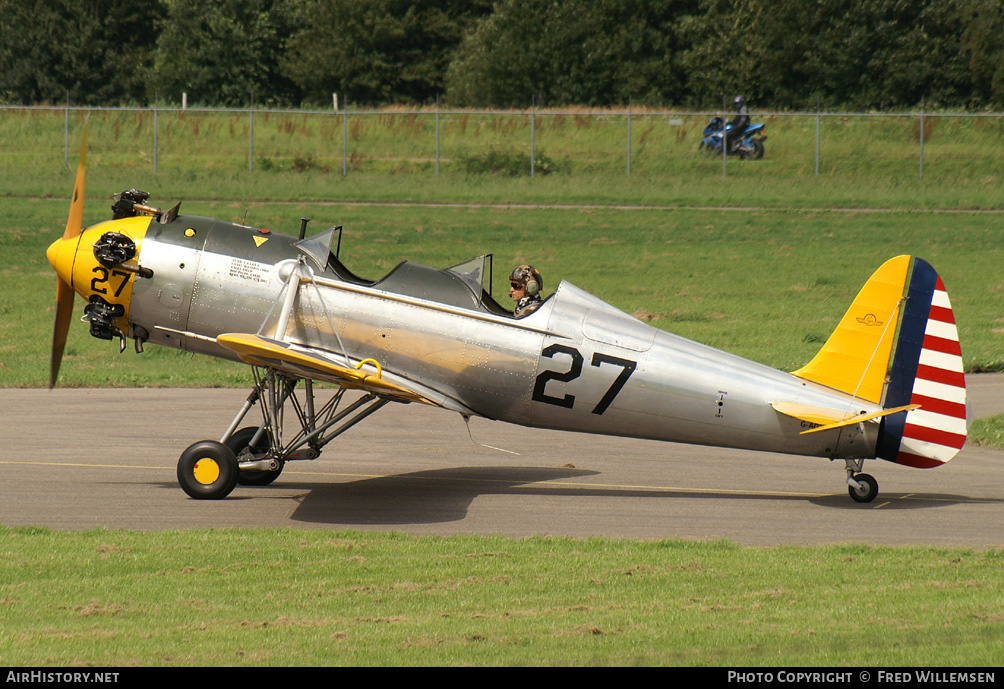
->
(1, 527, 1001, 666)
(970, 415, 1004, 449)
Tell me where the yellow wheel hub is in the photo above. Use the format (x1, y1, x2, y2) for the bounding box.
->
(192, 458, 221, 485)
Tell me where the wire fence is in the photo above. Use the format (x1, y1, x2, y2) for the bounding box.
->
(2, 104, 1002, 180)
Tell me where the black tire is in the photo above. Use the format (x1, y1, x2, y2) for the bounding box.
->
(848, 473, 878, 503)
(178, 441, 239, 500)
(749, 138, 765, 160)
(227, 426, 284, 486)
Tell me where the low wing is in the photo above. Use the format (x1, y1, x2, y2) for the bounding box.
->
(217, 333, 470, 411)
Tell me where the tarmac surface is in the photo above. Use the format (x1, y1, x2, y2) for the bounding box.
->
(3, 375, 1004, 547)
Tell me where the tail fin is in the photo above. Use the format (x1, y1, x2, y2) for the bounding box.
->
(792, 256, 966, 467)
(875, 258, 967, 468)
(793, 256, 910, 404)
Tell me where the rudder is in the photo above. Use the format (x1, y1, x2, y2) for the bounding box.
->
(876, 258, 967, 468)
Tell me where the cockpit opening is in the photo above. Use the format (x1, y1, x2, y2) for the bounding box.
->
(296, 226, 515, 316)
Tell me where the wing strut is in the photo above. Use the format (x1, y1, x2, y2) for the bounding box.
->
(263, 256, 353, 367)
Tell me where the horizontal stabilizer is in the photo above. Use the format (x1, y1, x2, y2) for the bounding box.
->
(770, 401, 920, 435)
(770, 401, 859, 427)
(798, 404, 920, 435)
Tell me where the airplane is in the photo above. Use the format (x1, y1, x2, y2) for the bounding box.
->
(46, 126, 968, 503)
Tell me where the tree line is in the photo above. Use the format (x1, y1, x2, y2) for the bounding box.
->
(1, 0, 1002, 110)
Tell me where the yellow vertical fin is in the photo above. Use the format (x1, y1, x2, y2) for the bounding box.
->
(792, 255, 911, 403)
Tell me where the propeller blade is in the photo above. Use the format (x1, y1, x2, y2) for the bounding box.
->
(50, 278, 75, 389)
(63, 121, 89, 241)
(49, 121, 89, 388)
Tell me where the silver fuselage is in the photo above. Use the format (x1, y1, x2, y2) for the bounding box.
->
(128, 216, 880, 460)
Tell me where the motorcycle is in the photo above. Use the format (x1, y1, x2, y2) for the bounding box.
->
(699, 117, 767, 160)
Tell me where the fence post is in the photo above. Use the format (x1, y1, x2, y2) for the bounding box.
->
(815, 101, 820, 176)
(436, 95, 440, 177)
(530, 96, 536, 178)
(626, 97, 632, 177)
(722, 95, 727, 179)
(64, 91, 70, 170)
(153, 98, 158, 176)
(248, 92, 254, 174)
(342, 96, 348, 177)
(918, 98, 924, 179)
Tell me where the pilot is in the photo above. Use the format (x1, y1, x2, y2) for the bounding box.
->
(509, 264, 543, 318)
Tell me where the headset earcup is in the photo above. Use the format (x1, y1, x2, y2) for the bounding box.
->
(525, 280, 538, 296)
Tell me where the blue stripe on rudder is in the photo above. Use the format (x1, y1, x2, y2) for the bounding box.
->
(877, 258, 937, 462)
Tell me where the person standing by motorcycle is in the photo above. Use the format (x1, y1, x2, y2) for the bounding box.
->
(725, 95, 750, 153)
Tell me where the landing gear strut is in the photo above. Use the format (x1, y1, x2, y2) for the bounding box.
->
(227, 426, 283, 486)
(176, 367, 391, 499)
(844, 459, 879, 503)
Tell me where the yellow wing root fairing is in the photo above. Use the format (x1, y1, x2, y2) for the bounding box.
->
(792, 256, 911, 403)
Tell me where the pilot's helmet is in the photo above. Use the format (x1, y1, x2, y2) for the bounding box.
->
(509, 264, 542, 296)
(733, 95, 745, 108)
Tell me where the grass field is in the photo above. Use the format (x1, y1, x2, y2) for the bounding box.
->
(1, 110, 1002, 666)
(2, 527, 1002, 667)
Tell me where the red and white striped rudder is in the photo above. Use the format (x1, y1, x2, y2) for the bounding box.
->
(877, 259, 967, 468)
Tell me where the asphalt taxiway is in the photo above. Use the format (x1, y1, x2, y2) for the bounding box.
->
(3, 375, 1003, 546)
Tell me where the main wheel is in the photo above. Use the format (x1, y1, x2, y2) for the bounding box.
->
(848, 473, 878, 503)
(227, 426, 284, 486)
(178, 441, 239, 500)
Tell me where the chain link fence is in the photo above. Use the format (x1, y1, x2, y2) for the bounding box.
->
(2, 104, 1002, 181)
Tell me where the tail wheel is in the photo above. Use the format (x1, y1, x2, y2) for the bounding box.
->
(848, 473, 878, 503)
(178, 441, 239, 500)
(227, 426, 284, 486)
